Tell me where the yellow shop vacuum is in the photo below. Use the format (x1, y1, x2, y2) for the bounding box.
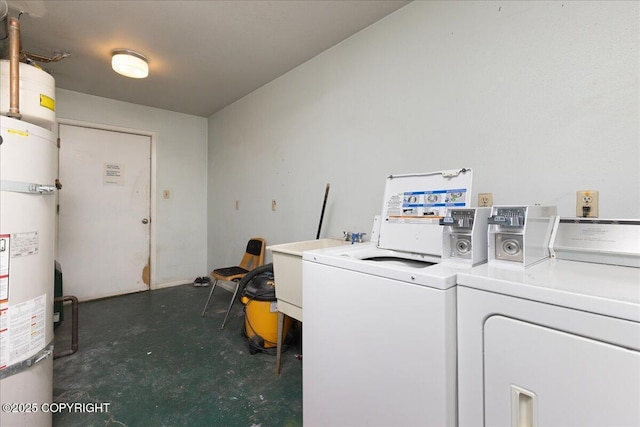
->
(240, 264, 292, 354)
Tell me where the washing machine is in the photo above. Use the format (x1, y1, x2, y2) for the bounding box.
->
(302, 168, 478, 426)
(457, 218, 640, 427)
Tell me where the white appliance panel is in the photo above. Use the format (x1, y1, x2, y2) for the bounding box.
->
(303, 260, 457, 427)
(0, 60, 56, 130)
(378, 169, 472, 257)
(0, 357, 52, 426)
(457, 283, 640, 427)
(460, 261, 640, 321)
(553, 218, 640, 267)
(484, 316, 640, 427)
(302, 243, 465, 289)
(1, 117, 57, 427)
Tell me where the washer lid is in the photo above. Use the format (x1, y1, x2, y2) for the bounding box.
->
(378, 168, 472, 256)
(303, 243, 466, 289)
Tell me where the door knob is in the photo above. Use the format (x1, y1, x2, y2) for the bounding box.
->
(142, 218, 149, 224)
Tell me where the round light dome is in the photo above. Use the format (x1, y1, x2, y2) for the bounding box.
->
(111, 49, 148, 79)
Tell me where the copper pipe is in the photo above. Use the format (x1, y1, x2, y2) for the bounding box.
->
(54, 295, 79, 359)
(7, 16, 20, 119)
(24, 50, 70, 63)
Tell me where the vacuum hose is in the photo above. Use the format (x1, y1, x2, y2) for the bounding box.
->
(237, 263, 273, 296)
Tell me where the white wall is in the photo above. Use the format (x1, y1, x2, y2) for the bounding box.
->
(56, 89, 208, 286)
(207, 0, 639, 267)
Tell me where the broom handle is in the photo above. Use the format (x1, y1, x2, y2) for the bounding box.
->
(316, 183, 330, 239)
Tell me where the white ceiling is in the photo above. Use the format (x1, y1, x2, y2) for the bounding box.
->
(5, 0, 410, 117)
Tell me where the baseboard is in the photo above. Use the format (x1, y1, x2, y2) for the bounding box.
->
(152, 280, 190, 290)
(216, 281, 236, 292)
(152, 279, 236, 292)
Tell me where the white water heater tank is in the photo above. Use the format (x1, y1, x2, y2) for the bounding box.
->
(0, 116, 57, 427)
(0, 59, 56, 131)
(0, 61, 57, 426)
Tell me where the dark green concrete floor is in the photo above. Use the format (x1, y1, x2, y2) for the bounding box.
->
(53, 284, 302, 427)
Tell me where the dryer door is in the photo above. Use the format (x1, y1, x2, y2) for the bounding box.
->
(484, 316, 640, 427)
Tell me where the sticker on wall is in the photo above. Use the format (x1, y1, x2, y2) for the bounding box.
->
(104, 162, 125, 186)
(10, 231, 39, 258)
(0, 234, 9, 303)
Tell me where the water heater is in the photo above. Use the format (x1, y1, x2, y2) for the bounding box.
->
(0, 60, 56, 130)
(0, 52, 57, 427)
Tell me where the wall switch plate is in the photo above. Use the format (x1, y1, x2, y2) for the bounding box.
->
(163, 190, 170, 199)
(576, 190, 599, 217)
(478, 193, 493, 207)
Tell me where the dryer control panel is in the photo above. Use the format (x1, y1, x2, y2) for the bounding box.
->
(552, 218, 640, 268)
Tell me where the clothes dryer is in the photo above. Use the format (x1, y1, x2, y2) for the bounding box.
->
(302, 169, 481, 426)
(457, 219, 640, 427)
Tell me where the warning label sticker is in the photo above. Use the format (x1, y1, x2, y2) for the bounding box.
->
(0, 294, 47, 370)
(10, 231, 39, 258)
(0, 234, 9, 302)
(0, 303, 7, 369)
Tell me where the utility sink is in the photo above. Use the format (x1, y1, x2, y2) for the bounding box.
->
(268, 238, 350, 321)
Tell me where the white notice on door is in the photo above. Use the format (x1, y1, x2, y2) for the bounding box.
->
(104, 162, 125, 186)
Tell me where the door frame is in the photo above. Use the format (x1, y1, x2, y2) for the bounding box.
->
(56, 118, 157, 290)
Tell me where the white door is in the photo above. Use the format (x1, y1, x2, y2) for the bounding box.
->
(57, 124, 151, 301)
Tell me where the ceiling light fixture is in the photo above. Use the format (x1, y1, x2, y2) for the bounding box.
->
(111, 49, 149, 79)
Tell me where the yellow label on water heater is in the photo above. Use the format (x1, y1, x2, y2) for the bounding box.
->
(7, 129, 28, 137)
(40, 94, 55, 111)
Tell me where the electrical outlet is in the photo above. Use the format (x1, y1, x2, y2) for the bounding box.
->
(478, 193, 493, 207)
(576, 190, 599, 217)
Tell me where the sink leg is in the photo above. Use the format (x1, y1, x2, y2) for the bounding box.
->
(276, 311, 284, 375)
